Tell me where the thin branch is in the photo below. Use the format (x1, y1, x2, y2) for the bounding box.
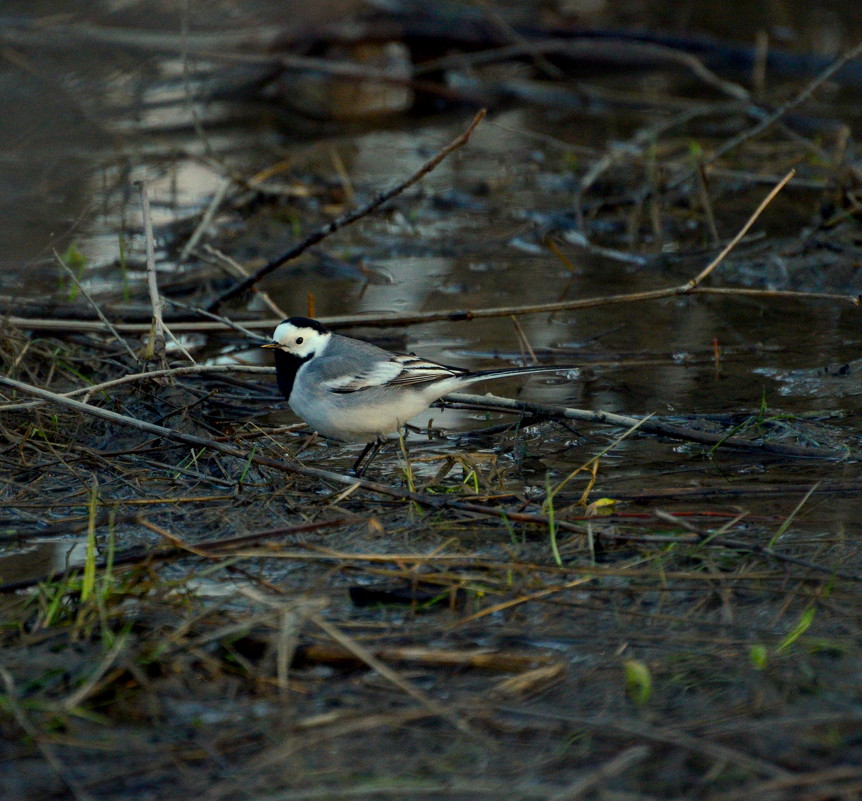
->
(547, 745, 651, 801)
(0, 373, 587, 536)
(7, 278, 861, 337)
(163, 297, 269, 341)
(0, 364, 272, 411)
(703, 39, 862, 170)
(685, 169, 796, 289)
(179, 176, 231, 261)
(136, 181, 166, 363)
(310, 614, 476, 738)
(0, 356, 850, 460)
(201, 244, 287, 318)
(205, 109, 487, 311)
(52, 250, 139, 361)
(443, 392, 851, 460)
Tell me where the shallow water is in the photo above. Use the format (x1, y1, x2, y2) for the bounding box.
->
(3, 2, 862, 585)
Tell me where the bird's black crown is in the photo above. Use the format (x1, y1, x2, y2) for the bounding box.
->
(282, 316, 330, 334)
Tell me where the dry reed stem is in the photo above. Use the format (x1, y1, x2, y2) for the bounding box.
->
(53, 250, 139, 361)
(310, 613, 476, 738)
(7, 285, 860, 337)
(685, 168, 796, 289)
(444, 392, 850, 459)
(498, 708, 790, 779)
(137, 182, 166, 363)
(546, 744, 651, 801)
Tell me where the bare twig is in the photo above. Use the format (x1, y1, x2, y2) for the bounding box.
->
(162, 297, 269, 341)
(201, 244, 287, 318)
(417, 38, 750, 101)
(205, 109, 487, 311)
(180, 177, 231, 261)
(0, 373, 590, 540)
(137, 182, 166, 363)
(703, 39, 862, 170)
(547, 745, 651, 801)
(685, 169, 796, 289)
(444, 392, 850, 460)
(310, 613, 476, 737)
(0, 364, 273, 411)
(53, 250, 139, 361)
(0, 355, 847, 460)
(653, 509, 862, 582)
(7, 279, 861, 337)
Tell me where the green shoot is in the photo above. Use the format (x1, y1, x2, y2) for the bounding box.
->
(777, 606, 816, 654)
(59, 241, 88, 301)
(768, 483, 819, 548)
(544, 413, 653, 512)
(624, 659, 652, 705)
(80, 484, 98, 603)
(749, 644, 768, 669)
(238, 446, 257, 486)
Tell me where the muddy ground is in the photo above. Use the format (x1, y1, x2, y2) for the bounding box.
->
(2, 2, 862, 800)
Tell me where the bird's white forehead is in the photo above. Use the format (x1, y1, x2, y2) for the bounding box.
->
(272, 321, 326, 344)
(273, 321, 299, 343)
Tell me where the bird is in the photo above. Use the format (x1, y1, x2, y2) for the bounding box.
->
(261, 316, 574, 475)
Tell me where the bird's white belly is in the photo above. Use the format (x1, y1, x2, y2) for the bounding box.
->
(291, 390, 432, 442)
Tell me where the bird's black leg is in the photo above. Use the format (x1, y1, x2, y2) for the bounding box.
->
(349, 436, 385, 477)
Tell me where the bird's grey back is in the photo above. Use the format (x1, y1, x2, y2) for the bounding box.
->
(299, 333, 396, 395)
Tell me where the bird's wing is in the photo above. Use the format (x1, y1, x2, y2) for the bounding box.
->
(384, 354, 469, 386)
(322, 359, 406, 393)
(323, 355, 468, 393)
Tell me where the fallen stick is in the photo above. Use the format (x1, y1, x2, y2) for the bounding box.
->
(7, 285, 859, 336)
(444, 392, 850, 460)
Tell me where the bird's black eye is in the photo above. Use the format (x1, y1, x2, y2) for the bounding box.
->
(296, 337, 303, 344)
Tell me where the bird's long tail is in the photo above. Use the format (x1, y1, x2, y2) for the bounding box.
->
(460, 365, 578, 384)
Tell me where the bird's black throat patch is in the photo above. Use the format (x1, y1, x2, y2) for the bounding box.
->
(273, 349, 312, 400)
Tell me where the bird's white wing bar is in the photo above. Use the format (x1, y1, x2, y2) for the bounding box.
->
(323, 359, 405, 392)
(324, 355, 469, 392)
(385, 354, 469, 386)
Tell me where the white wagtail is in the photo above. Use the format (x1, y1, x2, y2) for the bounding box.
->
(261, 316, 574, 474)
